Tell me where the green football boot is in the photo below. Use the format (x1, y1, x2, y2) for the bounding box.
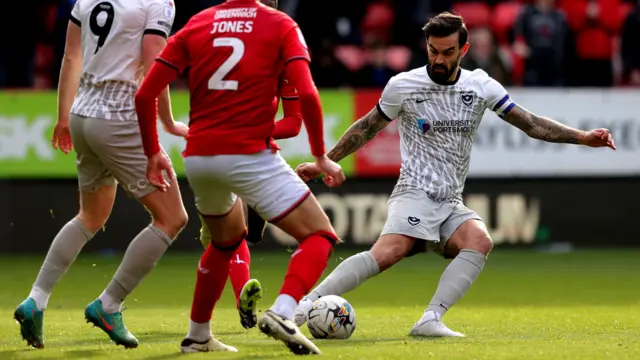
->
(14, 298, 44, 349)
(238, 279, 263, 329)
(84, 299, 138, 348)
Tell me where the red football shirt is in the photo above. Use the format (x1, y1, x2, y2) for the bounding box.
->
(158, 0, 310, 156)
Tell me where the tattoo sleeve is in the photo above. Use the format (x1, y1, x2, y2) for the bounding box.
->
(502, 105, 585, 144)
(327, 106, 391, 162)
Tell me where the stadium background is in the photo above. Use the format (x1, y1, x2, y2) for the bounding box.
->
(1, 0, 639, 253)
(1, 1, 639, 359)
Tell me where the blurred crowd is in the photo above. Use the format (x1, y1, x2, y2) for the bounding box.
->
(2, 0, 640, 89)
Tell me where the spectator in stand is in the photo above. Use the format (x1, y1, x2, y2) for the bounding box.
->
(461, 27, 513, 86)
(621, 1, 640, 86)
(513, 0, 569, 87)
(354, 43, 395, 88)
(392, 0, 453, 49)
(352, 1, 396, 88)
(561, 0, 621, 87)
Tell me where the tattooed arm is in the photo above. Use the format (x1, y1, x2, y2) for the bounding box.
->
(502, 104, 586, 144)
(327, 106, 392, 162)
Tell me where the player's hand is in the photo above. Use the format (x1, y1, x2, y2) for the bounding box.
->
(146, 152, 173, 192)
(164, 121, 189, 138)
(314, 155, 346, 188)
(581, 128, 616, 150)
(295, 162, 323, 182)
(52, 120, 73, 154)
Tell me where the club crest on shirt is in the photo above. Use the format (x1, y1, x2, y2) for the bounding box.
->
(417, 118, 431, 134)
(164, 0, 175, 20)
(460, 92, 474, 107)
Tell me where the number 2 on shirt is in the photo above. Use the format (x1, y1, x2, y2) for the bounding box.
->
(208, 37, 245, 91)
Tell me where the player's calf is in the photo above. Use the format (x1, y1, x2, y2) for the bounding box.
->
(272, 195, 338, 307)
(186, 200, 247, 349)
(257, 194, 336, 355)
(189, 233, 246, 338)
(414, 219, 491, 336)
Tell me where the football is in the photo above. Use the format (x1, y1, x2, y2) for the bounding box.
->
(307, 295, 356, 339)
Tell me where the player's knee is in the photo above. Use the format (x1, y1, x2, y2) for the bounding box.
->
(211, 230, 247, 252)
(451, 233, 493, 257)
(171, 209, 189, 236)
(76, 212, 109, 234)
(476, 234, 494, 255)
(156, 207, 188, 239)
(370, 235, 414, 271)
(273, 195, 336, 242)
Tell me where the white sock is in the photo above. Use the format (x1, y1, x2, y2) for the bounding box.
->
(187, 320, 212, 342)
(269, 294, 297, 320)
(98, 291, 122, 314)
(305, 291, 322, 303)
(28, 286, 50, 311)
(418, 309, 441, 325)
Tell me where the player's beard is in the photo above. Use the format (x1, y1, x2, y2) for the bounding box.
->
(428, 55, 461, 84)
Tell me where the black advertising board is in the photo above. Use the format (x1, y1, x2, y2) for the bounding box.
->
(0, 177, 638, 253)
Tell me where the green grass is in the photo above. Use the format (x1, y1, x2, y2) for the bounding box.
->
(0, 249, 639, 359)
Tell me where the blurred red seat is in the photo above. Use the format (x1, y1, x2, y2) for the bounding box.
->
(502, 44, 525, 85)
(452, 2, 492, 29)
(492, 1, 523, 45)
(334, 45, 367, 72)
(619, 1, 634, 21)
(385, 46, 411, 72)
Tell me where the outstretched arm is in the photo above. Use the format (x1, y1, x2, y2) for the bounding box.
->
(501, 104, 585, 144)
(327, 106, 391, 162)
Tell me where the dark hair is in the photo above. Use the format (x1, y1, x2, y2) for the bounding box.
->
(422, 12, 468, 47)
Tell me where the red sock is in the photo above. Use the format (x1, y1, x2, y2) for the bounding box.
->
(190, 243, 235, 323)
(279, 232, 335, 302)
(229, 239, 251, 307)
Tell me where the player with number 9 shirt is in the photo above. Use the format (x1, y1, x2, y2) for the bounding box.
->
(135, 0, 345, 355)
(14, 0, 189, 351)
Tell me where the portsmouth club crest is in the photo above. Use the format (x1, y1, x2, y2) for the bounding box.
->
(460, 92, 474, 108)
(417, 118, 431, 134)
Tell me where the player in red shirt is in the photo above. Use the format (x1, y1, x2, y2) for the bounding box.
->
(135, 0, 344, 355)
(197, 72, 305, 332)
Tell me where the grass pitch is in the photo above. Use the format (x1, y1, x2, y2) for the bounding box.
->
(0, 249, 638, 360)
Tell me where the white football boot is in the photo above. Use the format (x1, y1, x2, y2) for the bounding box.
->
(258, 310, 321, 355)
(409, 310, 465, 337)
(179, 337, 238, 353)
(293, 296, 314, 327)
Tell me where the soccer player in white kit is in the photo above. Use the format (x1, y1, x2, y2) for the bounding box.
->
(294, 12, 616, 337)
(14, 0, 188, 349)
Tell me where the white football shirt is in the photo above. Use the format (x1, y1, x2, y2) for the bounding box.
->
(377, 66, 515, 201)
(69, 0, 176, 121)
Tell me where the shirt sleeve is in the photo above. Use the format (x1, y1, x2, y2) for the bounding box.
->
(484, 75, 515, 118)
(376, 75, 402, 121)
(144, 0, 176, 38)
(70, 0, 81, 27)
(278, 76, 298, 100)
(281, 18, 311, 64)
(156, 29, 189, 73)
